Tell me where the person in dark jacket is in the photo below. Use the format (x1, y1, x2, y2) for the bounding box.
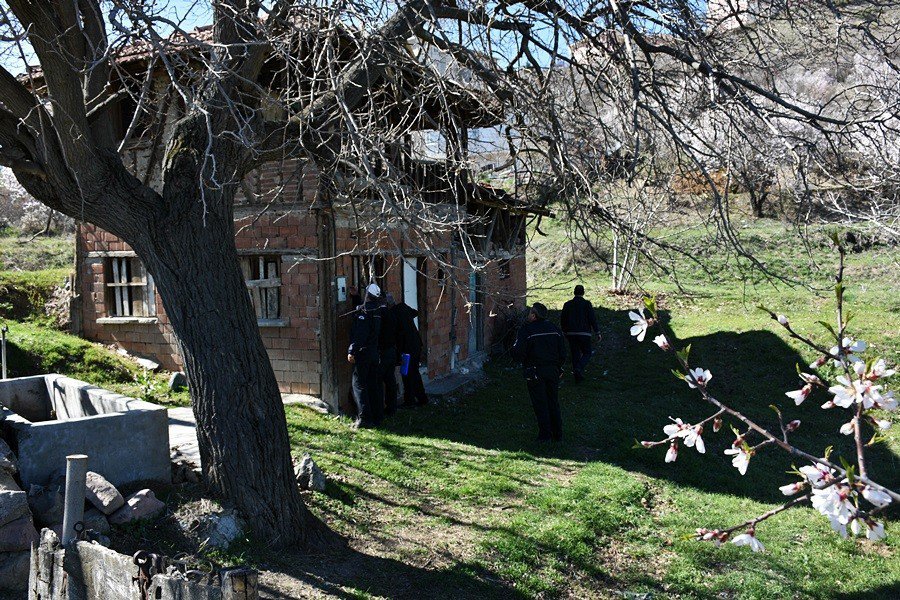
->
(560, 284, 600, 382)
(511, 303, 567, 441)
(379, 293, 401, 416)
(394, 300, 428, 407)
(348, 283, 383, 428)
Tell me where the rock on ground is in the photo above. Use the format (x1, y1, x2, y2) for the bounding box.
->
(196, 509, 246, 550)
(28, 483, 64, 527)
(109, 489, 165, 525)
(0, 514, 38, 552)
(294, 454, 326, 492)
(0, 440, 17, 475)
(0, 550, 30, 592)
(83, 508, 111, 535)
(0, 490, 30, 528)
(168, 371, 188, 391)
(85, 471, 125, 515)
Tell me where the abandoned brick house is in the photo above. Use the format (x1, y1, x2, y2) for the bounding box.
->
(66, 21, 542, 412)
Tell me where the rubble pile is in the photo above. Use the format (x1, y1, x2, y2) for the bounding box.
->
(0, 439, 168, 593)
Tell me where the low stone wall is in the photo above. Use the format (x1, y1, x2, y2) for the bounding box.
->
(0, 374, 170, 487)
(29, 529, 258, 599)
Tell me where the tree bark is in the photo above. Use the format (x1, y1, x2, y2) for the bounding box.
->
(133, 190, 312, 547)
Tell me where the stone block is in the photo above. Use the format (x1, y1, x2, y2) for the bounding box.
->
(83, 508, 111, 535)
(109, 489, 165, 525)
(0, 490, 30, 528)
(0, 439, 17, 475)
(0, 550, 30, 591)
(0, 471, 19, 492)
(0, 514, 39, 551)
(27, 483, 64, 527)
(85, 471, 125, 515)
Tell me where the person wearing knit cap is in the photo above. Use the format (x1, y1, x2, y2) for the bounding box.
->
(511, 302, 567, 442)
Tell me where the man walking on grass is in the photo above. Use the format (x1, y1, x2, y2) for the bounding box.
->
(560, 284, 600, 382)
(512, 303, 567, 442)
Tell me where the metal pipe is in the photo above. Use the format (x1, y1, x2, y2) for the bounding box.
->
(1, 324, 7, 379)
(61, 454, 88, 545)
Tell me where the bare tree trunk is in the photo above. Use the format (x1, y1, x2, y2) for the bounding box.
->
(135, 205, 313, 547)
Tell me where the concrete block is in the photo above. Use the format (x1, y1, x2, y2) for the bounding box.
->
(0, 549, 30, 591)
(0, 375, 171, 488)
(0, 514, 39, 551)
(0, 490, 30, 528)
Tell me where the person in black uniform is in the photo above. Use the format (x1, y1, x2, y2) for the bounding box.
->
(348, 283, 383, 428)
(379, 293, 401, 416)
(560, 284, 600, 382)
(394, 300, 429, 407)
(512, 303, 567, 442)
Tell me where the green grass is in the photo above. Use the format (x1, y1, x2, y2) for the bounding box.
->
(0, 227, 73, 271)
(263, 219, 898, 598)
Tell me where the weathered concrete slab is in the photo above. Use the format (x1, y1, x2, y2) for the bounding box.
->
(424, 370, 487, 400)
(0, 374, 170, 488)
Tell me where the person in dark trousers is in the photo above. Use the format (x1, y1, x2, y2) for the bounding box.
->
(379, 293, 401, 416)
(394, 300, 429, 407)
(512, 303, 567, 442)
(560, 284, 600, 382)
(348, 283, 383, 428)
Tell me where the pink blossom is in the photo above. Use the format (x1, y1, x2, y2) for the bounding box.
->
(785, 420, 801, 432)
(777, 315, 789, 326)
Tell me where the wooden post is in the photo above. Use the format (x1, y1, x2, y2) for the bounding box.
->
(221, 568, 259, 600)
(317, 207, 339, 413)
(61, 454, 88, 545)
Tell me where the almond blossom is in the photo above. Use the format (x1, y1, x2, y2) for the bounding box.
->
(779, 481, 805, 496)
(653, 334, 670, 350)
(861, 485, 892, 508)
(811, 482, 854, 527)
(785, 384, 813, 405)
(839, 420, 855, 435)
(665, 441, 678, 463)
(686, 367, 712, 389)
(848, 517, 885, 541)
(868, 359, 896, 380)
(731, 531, 765, 552)
(628, 309, 650, 342)
(799, 463, 833, 485)
(829, 337, 866, 366)
(724, 445, 751, 475)
(828, 376, 866, 408)
(776, 314, 789, 326)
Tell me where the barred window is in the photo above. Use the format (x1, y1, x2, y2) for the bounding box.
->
(105, 257, 156, 317)
(240, 256, 281, 322)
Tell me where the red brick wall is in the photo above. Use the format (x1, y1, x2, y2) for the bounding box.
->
(77, 163, 529, 397)
(79, 209, 323, 395)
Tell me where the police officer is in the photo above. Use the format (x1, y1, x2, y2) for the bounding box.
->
(560, 284, 600, 382)
(512, 303, 567, 442)
(348, 283, 383, 428)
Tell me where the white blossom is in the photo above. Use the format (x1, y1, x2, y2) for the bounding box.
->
(785, 384, 812, 405)
(665, 441, 678, 463)
(686, 367, 712, 389)
(724, 446, 751, 475)
(629, 309, 650, 342)
(653, 335, 670, 350)
(779, 481, 804, 496)
(731, 532, 765, 552)
(861, 486, 892, 508)
(839, 420, 855, 435)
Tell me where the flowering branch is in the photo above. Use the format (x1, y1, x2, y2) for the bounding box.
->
(631, 238, 897, 551)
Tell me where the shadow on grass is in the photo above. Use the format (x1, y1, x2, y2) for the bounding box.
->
(385, 306, 900, 505)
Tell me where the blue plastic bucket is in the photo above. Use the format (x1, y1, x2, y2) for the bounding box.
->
(400, 353, 411, 376)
